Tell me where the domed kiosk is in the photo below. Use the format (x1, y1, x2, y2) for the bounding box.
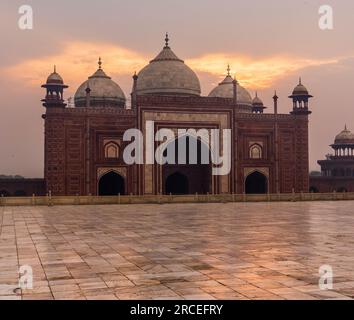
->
(311, 125, 354, 193)
(252, 92, 266, 114)
(289, 78, 313, 115)
(41, 66, 68, 108)
(334, 126, 354, 145)
(330, 126, 354, 157)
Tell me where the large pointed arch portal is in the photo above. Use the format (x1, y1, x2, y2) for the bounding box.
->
(98, 171, 125, 196)
(163, 135, 212, 195)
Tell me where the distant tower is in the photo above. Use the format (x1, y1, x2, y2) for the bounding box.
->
(252, 92, 266, 114)
(316, 126, 354, 188)
(273, 91, 278, 115)
(331, 125, 354, 158)
(289, 78, 313, 115)
(131, 71, 138, 110)
(41, 66, 68, 108)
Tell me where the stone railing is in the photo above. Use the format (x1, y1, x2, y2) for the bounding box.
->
(0, 192, 353, 207)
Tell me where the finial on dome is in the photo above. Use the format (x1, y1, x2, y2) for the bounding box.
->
(54, 65, 57, 73)
(98, 57, 102, 70)
(299, 77, 302, 85)
(255, 91, 258, 98)
(165, 32, 169, 48)
(227, 64, 231, 76)
(345, 124, 348, 131)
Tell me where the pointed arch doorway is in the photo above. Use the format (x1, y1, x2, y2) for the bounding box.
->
(165, 172, 189, 195)
(162, 135, 212, 195)
(245, 171, 268, 194)
(98, 171, 125, 196)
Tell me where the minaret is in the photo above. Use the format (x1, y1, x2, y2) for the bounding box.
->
(273, 91, 278, 115)
(232, 69, 238, 106)
(289, 78, 312, 193)
(289, 78, 313, 115)
(41, 66, 68, 108)
(131, 71, 138, 110)
(273, 90, 279, 193)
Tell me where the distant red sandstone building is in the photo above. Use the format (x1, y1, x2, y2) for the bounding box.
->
(310, 126, 354, 193)
(1, 36, 313, 197)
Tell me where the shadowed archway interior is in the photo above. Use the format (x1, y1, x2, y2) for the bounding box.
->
(14, 190, 27, 197)
(309, 186, 319, 193)
(162, 135, 212, 195)
(0, 190, 10, 197)
(245, 171, 268, 194)
(98, 171, 125, 196)
(165, 172, 189, 195)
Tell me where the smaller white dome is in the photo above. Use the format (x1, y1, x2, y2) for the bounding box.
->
(208, 74, 253, 109)
(75, 59, 126, 108)
(291, 78, 310, 96)
(252, 93, 263, 105)
(335, 126, 354, 144)
(47, 72, 63, 84)
(46, 66, 65, 85)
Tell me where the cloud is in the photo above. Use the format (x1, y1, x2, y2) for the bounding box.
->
(4, 40, 341, 94)
(187, 54, 339, 89)
(4, 41, 148, 91)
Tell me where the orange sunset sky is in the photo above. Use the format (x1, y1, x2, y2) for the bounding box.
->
(1, 0, 354, 177)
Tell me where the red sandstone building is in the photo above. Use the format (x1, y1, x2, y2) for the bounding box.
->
(310, 126, 354, 193)
(1, 36, 314, 196)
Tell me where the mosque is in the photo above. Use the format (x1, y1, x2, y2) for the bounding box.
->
(0, 35, 314, 196)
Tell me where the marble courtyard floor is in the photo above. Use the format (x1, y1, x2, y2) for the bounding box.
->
(1, 201, 354, 300)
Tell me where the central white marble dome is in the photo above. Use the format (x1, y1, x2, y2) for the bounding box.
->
(135, 36, 201, 96)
